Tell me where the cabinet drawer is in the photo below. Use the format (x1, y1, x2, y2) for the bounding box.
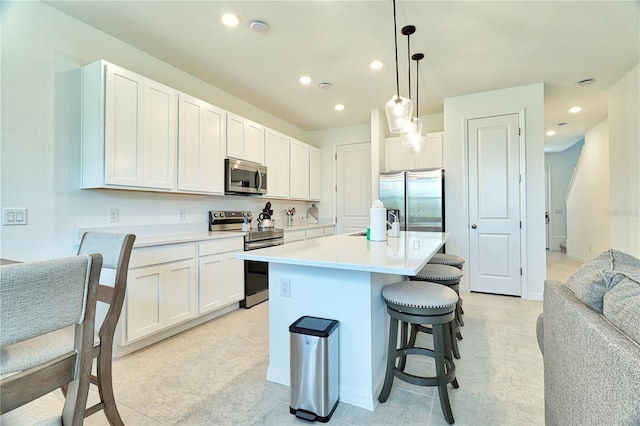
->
(323, 226, 336, 236)
(305, 228, 324, 239)
(284, 230, 305, 243)
(130, 243, 196, 268)
(199, 237, 244, 256)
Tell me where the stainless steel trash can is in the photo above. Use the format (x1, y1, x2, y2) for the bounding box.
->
(289, 316, 339, 422)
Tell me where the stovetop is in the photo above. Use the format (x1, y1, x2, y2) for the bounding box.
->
(209, 210, 283, 243)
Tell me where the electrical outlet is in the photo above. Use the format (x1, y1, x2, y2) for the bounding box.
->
(108, 208, 119, 223)
(178, 209, 186, 221)
(2, 208, 27, 226)
(280, 278, 291, 297)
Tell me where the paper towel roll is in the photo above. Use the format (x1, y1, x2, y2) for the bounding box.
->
(370, 207, 387, 241)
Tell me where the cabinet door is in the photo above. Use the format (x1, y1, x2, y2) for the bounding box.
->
(105, 65, 144, 187)
(145, 81, 176, 189)
(244, 120, 264, 165)
(127, 265, 164, 341)
(178, 94, 226, 194)
(289, 139, 310, 199)
(414, 132, 443, 169)
(226, 113, 245, 160)
(309, 145, 321, 200)
(222, 252, 244, 304)
(226, 113, 264, 164)
(384, 137, 414, 172)
(198, 254, 225, 313)
(164, 260, 197, 327)
(199, 251, 243, 314)
(265, 128, 290, 198)
(104, 63, 176, 189)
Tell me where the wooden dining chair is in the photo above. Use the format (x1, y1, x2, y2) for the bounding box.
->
(62, 232, 136, 425)
(1, 254, 102, 426)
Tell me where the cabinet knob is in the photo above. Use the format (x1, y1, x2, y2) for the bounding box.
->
(471, 224, 477, 229)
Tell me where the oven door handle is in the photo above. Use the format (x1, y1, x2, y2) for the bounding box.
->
(246, 239, 284, 251)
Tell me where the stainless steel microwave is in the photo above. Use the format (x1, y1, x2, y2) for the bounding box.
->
(225, 158, 267, 195)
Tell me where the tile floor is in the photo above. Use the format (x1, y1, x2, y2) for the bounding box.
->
(3, 251, 581, 426)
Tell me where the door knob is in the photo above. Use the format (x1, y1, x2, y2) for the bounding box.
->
(471, 224, 477, 229)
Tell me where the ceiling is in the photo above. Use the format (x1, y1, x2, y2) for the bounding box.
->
(45, 0, 639, 152)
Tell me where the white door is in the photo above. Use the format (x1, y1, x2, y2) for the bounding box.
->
(336, 142, 371, 234)
(468, 114, 522, 296)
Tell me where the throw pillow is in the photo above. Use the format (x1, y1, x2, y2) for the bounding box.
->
(565, 250, 614, 312)
(602, 271, 640, 344)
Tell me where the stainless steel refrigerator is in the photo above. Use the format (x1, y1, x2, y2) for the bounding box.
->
(379, 169, 444, 232)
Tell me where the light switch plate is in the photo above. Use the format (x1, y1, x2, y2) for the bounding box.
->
(3, 208, 28, 225)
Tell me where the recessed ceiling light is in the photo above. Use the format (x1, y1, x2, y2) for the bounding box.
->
(369, 60, 384, 70)
(299, 76, 312, 85)
(335, 104, 345, 111)
(221, 13, 239, 27)
(569, 106, 582, 113)
(577, 78, 594, 87)
(250, 20, 269, 33)
(318, 82, 332, 90)
(546, 130, 557, 136)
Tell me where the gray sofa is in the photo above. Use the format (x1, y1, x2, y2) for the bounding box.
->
(537, 249, 640, 425)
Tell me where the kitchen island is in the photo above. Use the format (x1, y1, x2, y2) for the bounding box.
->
(236, 231, 448, 411)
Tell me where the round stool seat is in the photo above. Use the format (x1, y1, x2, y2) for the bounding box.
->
(428, 253, 465, 269)
(412, 264, 463, 284)
(383, 281, 458, 311)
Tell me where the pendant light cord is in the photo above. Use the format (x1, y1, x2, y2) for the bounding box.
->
(392, 0, 400, 98)
(407, 32, 412, 100)
(415, 59, 419, 117)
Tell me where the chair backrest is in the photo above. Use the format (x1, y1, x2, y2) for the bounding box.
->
(0, 254, 102, 424)
(77, 232, 135, 344)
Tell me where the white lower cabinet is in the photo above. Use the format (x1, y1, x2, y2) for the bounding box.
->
(198, 238, 244, 314)
(126, 245, 197, 342)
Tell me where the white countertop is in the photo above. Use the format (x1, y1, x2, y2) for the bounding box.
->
(281, 221, 334, 232)
(75, 224, 244, 248)
(236, 231, 448, 275)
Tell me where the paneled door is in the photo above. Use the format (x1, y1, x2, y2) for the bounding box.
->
(336, 142, 371, 234)
(468, 114, 522, 296)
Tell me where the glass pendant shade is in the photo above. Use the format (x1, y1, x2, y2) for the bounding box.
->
(385, 95, 413, 134)
(401, 117, 423, 146)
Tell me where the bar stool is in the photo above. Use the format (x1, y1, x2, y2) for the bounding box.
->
(412, 264, 464, 358)
(429, 253, 466, 315)
(428, 253, 465, 270)
(379, 281, 459, 425)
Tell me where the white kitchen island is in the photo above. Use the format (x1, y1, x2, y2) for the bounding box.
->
(236, 231, 449, 411)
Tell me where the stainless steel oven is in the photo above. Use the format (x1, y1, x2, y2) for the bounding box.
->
(209, 210, 283, 308)
(224, 158, 267, 195)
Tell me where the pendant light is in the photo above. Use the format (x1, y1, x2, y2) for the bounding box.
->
(409, 53, 426, 154)
(400, 25, 422, 145)
(384, 0, 413, 133)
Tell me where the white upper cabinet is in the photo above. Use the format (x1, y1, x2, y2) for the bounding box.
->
(384, 132, 443, 172)
(264, 128, 290, 198)
(82, 60, 177, 191)
(226, 112, 265, 165)
(289, 138, 310, 200)
(309, 145, 322, 201)
(177, 93, 226, 194)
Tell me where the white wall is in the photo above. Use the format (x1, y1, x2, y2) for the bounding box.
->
(0, 1, 312, 261)
(566, 120, 611, 262)
(443, 83, 546, 300)
(608, 64, 640, 257)
(545, 140, 583, 251)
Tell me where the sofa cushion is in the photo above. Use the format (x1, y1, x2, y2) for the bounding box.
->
(565, 249, 640, 313)
(602, 271, 640, 344)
